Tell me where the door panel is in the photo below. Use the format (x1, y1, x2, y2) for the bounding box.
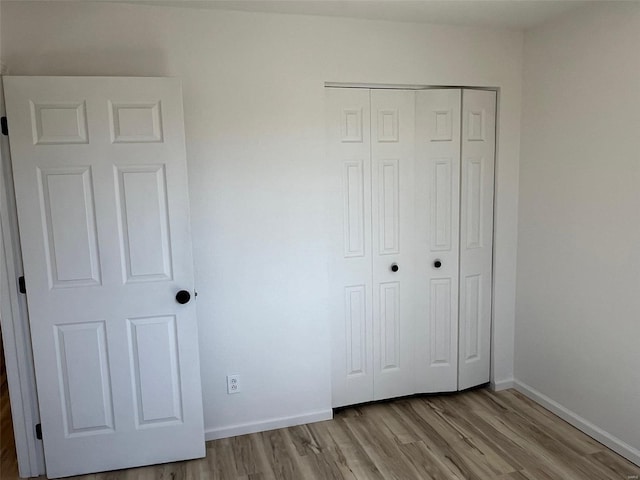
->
(55, 322, 114, 436)
(431, 158, 453, 251)
(39, 166, 102, 287)
(343, 159, 365, 258)
(31, 101, 89, 145)
(429, 278, 453, 365)
(128, 315, 182, 426)
(327, 88, 374, 408)
(5, 76, 205, 478)
(415, 89, 461, 393)
(115, 165, 172, 282)
(371, 89, 415, 401)
(378, 159, 400, 255)
(458, 89, 496, 390)
(344, 285, 367, 377)
(379, 281, 400, 370)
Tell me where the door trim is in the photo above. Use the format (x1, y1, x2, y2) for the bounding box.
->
(325, 82, 499, 92)
(0, 75, 46, 478)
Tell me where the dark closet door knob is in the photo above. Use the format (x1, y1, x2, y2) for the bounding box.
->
(176, 290, 191, 304)
(391, 264, 399, 272)
(433, 260, 442, 269)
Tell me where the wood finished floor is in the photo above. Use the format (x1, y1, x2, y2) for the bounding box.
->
(1, 331, 19, 480)
(0, 334, 18, 480)
(3, 388, 640, 479)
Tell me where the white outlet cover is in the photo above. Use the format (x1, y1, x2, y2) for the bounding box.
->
(227, 374, 240, 394)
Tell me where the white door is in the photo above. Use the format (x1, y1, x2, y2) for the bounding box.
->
(458, 89, 496, 390)
(370, 90, 416, 400)
(4, 76, 205, 478)
(414, 89, 462, 393)
(328, 88, 416, 406)
(327, 87, 374, 407)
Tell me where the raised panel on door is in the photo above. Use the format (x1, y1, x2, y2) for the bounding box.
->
(379, 281, 400, 371)
(326, 88, 374, 407)
(115, 165, 172, 283)
(54, 322, 114, 436)
(109, 101, 163, 143)
(371, 89, 416, 401)
(30, 101, 89, 145)
(127, 316, 182, 427)
(458, 89, 496, 390)
(5, 76, 204, 478)
(37, 166, 101, 288)
(414, 90, 461, 393)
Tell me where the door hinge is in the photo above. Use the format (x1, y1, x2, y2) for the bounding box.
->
(18, 276, 26, 294)
(35, 423, 42, 440)
(1, 117, 7, 136)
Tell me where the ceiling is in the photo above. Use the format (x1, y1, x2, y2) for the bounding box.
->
(106, 0, 593, 30)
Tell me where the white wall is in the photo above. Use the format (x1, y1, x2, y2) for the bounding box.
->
(516, 2, 640, 461)
(1, 1, 522, 439)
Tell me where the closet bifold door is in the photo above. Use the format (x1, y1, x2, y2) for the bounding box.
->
(415, 89, 461, 393)
(458, 89, 496, 390)
(326, 87, 374, 408)
(370, 89, 416, 401)
(328, 87, 496, 407)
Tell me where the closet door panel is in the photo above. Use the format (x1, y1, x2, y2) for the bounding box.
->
(458, 89, 496, 390)
(415, 90, 461, 393)
(327, 88, 374, 407)
(371, 90, 416, 400)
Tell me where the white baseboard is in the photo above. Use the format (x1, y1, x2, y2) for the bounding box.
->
(490, 378, 515, 391)
(204, 409, 333, 441)
(513, 380, 640, 466)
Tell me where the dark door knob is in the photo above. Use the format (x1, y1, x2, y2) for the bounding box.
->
(391, 264, 399, 272)
(433, 260, 442, 269)
(176, 290, 191, 304)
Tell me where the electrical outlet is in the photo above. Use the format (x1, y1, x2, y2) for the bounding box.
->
(227, 374, 240, 394)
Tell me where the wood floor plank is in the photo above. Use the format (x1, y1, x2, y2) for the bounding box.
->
(489, 404, 629, 480)
(258, 428, 309, 480)
(319, 418, 386, 480)
(1, 333, 19, 480)
(588, 450, 640, 479)
(229, 433, 260, 476)
(286, 423, 326, 457)
(405, 397, 516, 479)
(391, 400, 488, 480)
(396, 440, 463, 480)
(245, 433, 278, 480)
(435, 394, 533, 472)
(3, 387, 640, 479)
(496, 471, 530, 480)
(366, 402, 419, 445)
(497, 390, 604, 455)
(425, 395, 520, 476)
(206, 437, 242, 479)
(470, 391, 640, 480)
(341, 413, 424, 480)
(455, 392, 578, 480)
(519, 467, 571, 480)
(465, 397, 588, 480)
